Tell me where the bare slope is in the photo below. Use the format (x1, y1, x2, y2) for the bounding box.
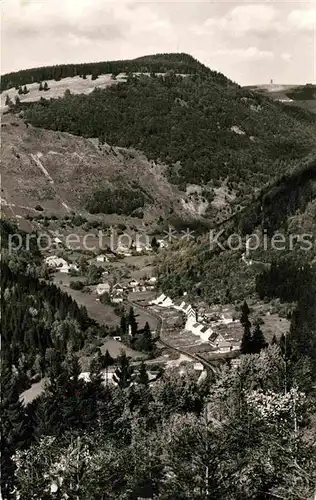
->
(1, 113, 206, 223)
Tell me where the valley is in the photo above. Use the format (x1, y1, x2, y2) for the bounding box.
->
(1, 52, 316, 500)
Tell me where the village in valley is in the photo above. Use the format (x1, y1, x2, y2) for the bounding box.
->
(28, 222, 290, 397)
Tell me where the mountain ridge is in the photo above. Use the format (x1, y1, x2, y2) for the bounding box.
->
(1, 52, 212, 91)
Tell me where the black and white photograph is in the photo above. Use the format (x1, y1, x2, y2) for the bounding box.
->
(1, 0, 316, 498)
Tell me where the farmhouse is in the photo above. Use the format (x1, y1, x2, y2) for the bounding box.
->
(157, 239, 168, 249)
(52, 236, 63, 247)
(111, 282, 125, 303)
(129, 280, 140, 292)
(96, 282, 111, 296)
(135, 241, 152, 253)
(96, 254, 109, 263)
(44, 256, 79, 274)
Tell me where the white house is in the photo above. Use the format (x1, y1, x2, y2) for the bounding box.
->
(96, 254, 109, 263)
(150, 293, 166, 305)
(96, 282, 111, 296)
(116, 244, 132, 256)
(45, 256, 67, 268)
(157, 239, 168, 249)
(129, 280, 139, 290)
(112, 292, 124, 303)
(193, 362, 204, 371)
(135, 242, 152, 253)
(44, 256, 79, 274)
(111, 283, 125, 303)
(185, 308, 197, 329)
(160, 296, 174, 308)
(53, 237, 63, 247)
(208, 331, 235, 352)
(112, 283, 124, 293)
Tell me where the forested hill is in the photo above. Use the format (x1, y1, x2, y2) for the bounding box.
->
(21, 70, 316, 193)
(1, 52, 211, 91)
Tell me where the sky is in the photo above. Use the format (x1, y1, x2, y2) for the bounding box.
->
(1, 0, 315, 85)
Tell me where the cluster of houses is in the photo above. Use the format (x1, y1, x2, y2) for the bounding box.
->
(150, 294, 240, 353)
(44, 255, 79, 274)
(116, 238, 168, 256)
(96, 276, 158, 303)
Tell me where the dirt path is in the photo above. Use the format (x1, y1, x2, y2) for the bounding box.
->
(30, 153, 72, 213)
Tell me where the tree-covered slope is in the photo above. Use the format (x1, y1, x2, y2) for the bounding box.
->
(0, 221, 103, 384)
(156, 158, 316, 302)
(22, 71, 316, 196)
(1, 52, 210, 91)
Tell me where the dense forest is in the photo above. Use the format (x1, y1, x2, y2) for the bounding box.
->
(1, 262, 96, 378)
(21, 71, 316, 191)
(0, 221, 109, 387)
(2, 321, 316, 499)
(1, 53, 211, 91)
(1, 219, 316, 499)
(85, 185, 146, 216)
(156, 156, 316, 302)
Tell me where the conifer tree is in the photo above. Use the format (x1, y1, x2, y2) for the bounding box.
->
(113, 352, 134, 389)
(141, 322, 153, 352)
(45, 349, 68, 395)
(137, 361, 149, 386)
(151, 236, 159, 251)
(240, 301, 252, 354)
(251, 324, 268, 354)
(23, 85, 29, 94)
(18, 86, 23, 95)
(240, 322, 252, 355)
(120, 314, 127, 335)
(89, 350, 103, 385)
(39, 82, 43, 91)
(43, 82, 49, 91)
(240, 301, 251, 329)
(67, 353, 81, 381)
(0, 436, 16, 499)
(1, 368, 32, 451)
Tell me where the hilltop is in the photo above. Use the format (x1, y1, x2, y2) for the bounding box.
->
(1, 53, 210, 92)
(12, 65, 316, 195)
(2, 54, 316, 244)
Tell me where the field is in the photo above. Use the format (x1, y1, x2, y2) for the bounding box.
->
(53, 273, 119, 327)
(1, 74, 122, 109)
